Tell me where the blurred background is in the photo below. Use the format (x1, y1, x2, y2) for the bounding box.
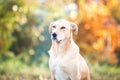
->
(0, 0, 120, 80)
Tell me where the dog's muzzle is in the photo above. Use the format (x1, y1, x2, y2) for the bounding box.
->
(52, 33, 62, 43)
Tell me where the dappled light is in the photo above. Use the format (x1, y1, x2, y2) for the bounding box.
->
(0, 0, 120, 80)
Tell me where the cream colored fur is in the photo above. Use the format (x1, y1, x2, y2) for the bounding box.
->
(48, 19, 90, 80)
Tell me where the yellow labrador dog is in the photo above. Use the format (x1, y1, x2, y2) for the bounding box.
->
(48, 19, 90, 80)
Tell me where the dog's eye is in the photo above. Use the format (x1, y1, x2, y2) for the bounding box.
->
(61, 26, 65, 29)
(52, 26, 56, 28)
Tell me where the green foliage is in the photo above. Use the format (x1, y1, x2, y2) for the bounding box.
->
(10, 13, 38, 54)
(90, 63, 120, 80)
(0, 0, 25, 53)
(0, 53, 120, 80)
(0, 0, 42, 55)
(0, 52, 50, 80)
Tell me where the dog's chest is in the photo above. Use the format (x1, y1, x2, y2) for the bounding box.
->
(50, 56, 70, 80)
(55, 62, 69, 80)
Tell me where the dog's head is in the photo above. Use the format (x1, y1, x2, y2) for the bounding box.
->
(49, 19, 78, 43)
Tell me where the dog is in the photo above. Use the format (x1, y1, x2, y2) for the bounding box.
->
(48, 19, 90, 80)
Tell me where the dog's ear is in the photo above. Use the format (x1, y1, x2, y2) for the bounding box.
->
(70, 23, 78, 35)
(49, 23, 53, 34)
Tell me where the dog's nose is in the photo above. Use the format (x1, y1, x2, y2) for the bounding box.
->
(52, 33, 57, 38)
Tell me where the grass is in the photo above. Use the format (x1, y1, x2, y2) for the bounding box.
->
(85, 55, 120, 80)
(90, 63, 120, 80)
(0, 53, 120, 80)
(0, 53, 50, 80)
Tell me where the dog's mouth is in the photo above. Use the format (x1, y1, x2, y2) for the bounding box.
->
(56, 40, 62, 43)
(52, 38, 62, 43)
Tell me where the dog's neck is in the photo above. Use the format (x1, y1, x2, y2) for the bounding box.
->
(50, 35, 76, 57)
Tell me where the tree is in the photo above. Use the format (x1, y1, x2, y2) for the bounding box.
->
(0, 0, 25, 54)
(73, 0, 119, 64)
(0, 0, 40, 55)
